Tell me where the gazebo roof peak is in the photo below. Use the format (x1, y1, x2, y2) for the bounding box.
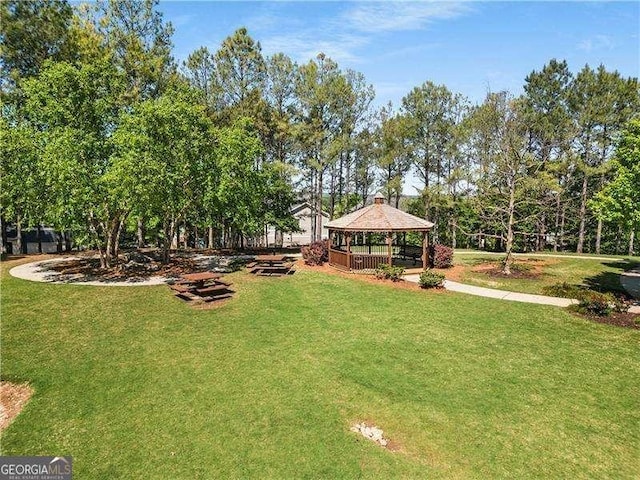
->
(326, 197, 434, 232)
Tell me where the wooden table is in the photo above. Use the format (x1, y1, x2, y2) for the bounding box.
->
(248, 255, 295, 277)
(170, 271, 233, 302)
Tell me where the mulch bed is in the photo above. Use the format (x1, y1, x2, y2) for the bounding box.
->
(571, 310, 640, 329)
(471, 260, 544, 279)
(0, 382, 33, 431)
(46, 253, 205, 280)
(298, 261, 446, 293)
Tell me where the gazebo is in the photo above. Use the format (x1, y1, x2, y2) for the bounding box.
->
(326, 193, 434, 272)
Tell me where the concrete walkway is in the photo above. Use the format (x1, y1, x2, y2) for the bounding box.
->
(403, 274, 578, 307)
(447, 251, 640, 312)
(9, 258, 168, 286)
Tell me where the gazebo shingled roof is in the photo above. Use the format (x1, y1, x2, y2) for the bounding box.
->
(325, 193, 434, 232)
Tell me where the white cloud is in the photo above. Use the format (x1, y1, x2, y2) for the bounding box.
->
(261, 33, 367, 64)
(577, 34, 615, 52)
(342, 1, 471, 33)
(260, 2, 471, 68)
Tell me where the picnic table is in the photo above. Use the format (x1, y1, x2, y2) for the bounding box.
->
(170, 271, 233, 303)
(247, 255, 296, 277)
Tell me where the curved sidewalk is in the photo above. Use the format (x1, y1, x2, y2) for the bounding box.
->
(403, 274, 577, 307)
(9, 258, 167, 286)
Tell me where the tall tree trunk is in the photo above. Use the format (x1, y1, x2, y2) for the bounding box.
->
(315, 168, 324, 242)
(576, 174, 589, 253)
(502, 179, 516, 275)
(56, 230, 63, 253)
(170, 217, 178, 249)
(162, 217, 175, 263)
(559, 207, 566, 252)
(629, 229, 635, 257)
(114, 218, 124, 261)
(310, 169, 317, 241)
(595, 218, 602, 254)
(37, 224, 43, 254)
(553, 195, 561, 252)
(615, 224, 623, 254)
(208, 225, 214, 249)
(137, 217, 145, 248)
(15, 214, 23, 254)
(183, 222, 189, 249)
(64, 230, 72, 252)
(451, 217, 457, 249)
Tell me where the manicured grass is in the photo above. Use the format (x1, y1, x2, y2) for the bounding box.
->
(1, 257, 639, 478)
(452, 252, 640, 296)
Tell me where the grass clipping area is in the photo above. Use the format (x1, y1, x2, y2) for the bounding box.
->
(1, 257, 639, 478)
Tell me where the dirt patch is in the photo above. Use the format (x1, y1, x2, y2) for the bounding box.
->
(0, 382, 33, 431)
(571, 311, 640, 329)
(471, 259, 544, 279)
(440, 264, 465, 282)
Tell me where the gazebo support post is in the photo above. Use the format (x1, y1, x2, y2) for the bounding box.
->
(386, 232, 392, 266)
(346, 233, 352, 270)
(422, 231, 429, 270)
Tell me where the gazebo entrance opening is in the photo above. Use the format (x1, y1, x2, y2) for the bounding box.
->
(325, 193, 434, 273)
(329, 231, 429, 272)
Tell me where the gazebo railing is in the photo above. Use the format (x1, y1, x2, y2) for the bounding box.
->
(329, 247, 417, 271)
(350, 253, 388, 270)
(328, 249, 349, 270)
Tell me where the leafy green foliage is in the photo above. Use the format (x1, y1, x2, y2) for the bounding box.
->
(374, 263, 405, 282)
(574, 291, 626, 317)
(590, 118, 640, 252)
(0, 0, 74, 87)
(418, 270, 445, 288)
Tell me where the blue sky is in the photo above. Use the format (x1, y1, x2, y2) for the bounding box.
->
(159, 1, 639, 107)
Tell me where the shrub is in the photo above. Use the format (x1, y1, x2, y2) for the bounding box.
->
(301, 240, 329, 266)
(429, 244, 453, 269)
(575, 290, 628, 316)
(418, 270, 445, 289)
(375, 263, 405, 282)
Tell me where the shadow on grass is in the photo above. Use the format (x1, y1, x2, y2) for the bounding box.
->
(583, 259, 640, 297)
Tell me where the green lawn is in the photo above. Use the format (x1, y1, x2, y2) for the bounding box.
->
(1, 258, 639, 478)
(451, 252, 640, 296)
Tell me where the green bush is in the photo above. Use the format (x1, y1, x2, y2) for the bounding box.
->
(375, 263, 405, 282)
(575, 290, 628, 317)
(418, 270, 445, 289)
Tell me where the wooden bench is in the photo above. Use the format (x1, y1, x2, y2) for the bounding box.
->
(195, 284, 232, 296)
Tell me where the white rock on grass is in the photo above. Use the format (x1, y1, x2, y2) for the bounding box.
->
(351, 422, 389, 448)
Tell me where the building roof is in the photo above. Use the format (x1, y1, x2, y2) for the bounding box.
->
(325, 195, 434, 232)
(291, 202, 330, 218)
